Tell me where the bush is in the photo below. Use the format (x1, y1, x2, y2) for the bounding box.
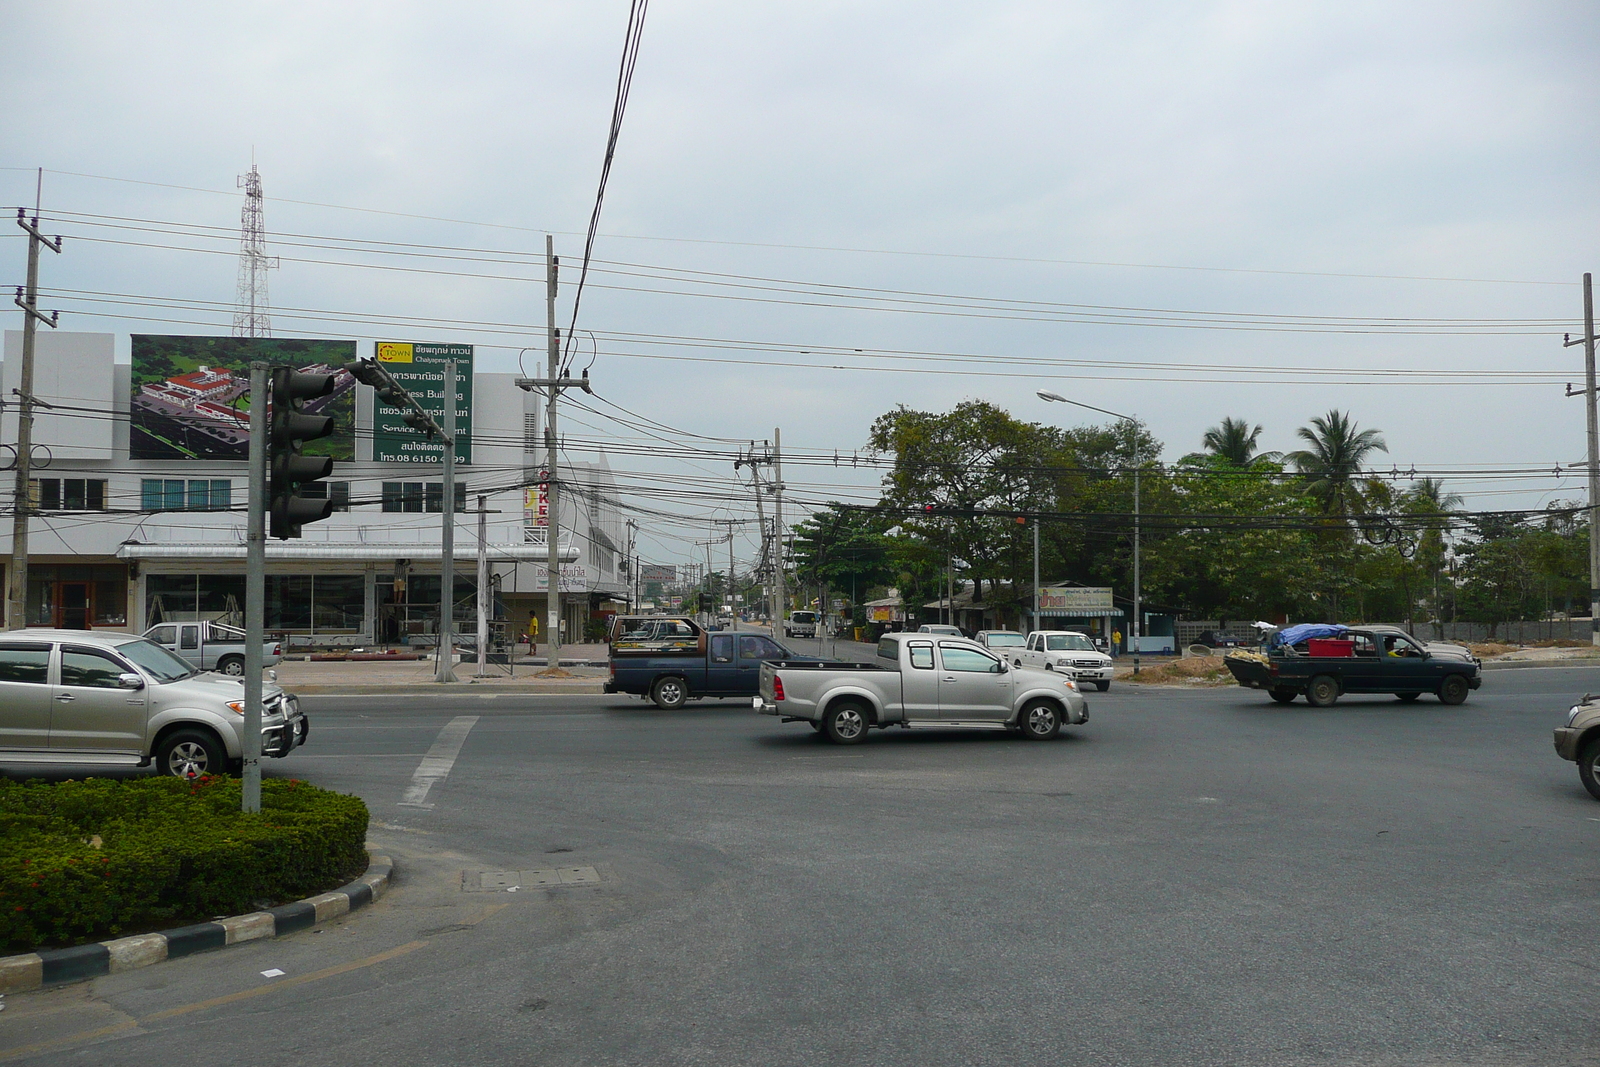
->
(0, 776, 369, 952)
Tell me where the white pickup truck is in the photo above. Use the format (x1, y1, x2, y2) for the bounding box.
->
(142, 620, 283, 676)
(1015, 630, 1115, 692)
(755, 632, 1088, 744)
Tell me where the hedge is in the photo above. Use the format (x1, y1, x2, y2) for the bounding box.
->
(0, 776, 369, 952)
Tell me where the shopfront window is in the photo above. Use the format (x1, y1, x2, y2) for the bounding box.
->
(24, 565, 126, 628)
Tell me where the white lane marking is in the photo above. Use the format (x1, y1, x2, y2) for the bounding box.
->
(398, 715, 479, 809)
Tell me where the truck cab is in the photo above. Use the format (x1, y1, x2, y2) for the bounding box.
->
(1018, 631, 1114, 691)
(142, 620, 283, 676)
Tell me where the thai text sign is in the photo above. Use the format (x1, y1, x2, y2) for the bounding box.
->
(1037, 585, 1114, 613)
(370, 342, 473, 464)
(639, 564, 677, 582)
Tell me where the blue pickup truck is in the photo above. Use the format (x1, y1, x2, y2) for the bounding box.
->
(604, 616, 816, 708)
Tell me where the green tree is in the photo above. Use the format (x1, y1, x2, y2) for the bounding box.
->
(1285, 410, 1388, 517)
(1192, 417, 1281, 467)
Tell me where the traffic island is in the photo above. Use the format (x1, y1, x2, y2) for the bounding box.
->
(0, 775, 378, 992)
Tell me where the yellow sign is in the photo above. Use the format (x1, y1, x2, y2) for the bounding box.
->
(376, 342, 414, 364)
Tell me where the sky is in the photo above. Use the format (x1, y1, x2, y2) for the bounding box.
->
(1, 1, 1597, 570)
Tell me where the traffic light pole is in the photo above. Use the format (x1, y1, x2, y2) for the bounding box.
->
(243, 361, 268, 812)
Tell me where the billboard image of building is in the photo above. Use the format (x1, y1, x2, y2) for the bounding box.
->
(130, 336, 357, 460)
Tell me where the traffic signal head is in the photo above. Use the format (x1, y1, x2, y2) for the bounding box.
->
(269, 367, 339, 539)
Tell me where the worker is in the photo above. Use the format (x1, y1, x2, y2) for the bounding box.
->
(1111, 628, 1122, 657)
(527, 610, 540, 648)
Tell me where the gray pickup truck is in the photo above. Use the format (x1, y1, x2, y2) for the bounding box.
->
(143, 620, 283, 676)
(754, 631, 1089, 744)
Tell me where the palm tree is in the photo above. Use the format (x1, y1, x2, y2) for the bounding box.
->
(1200, 417, 1281, 467)
(1405, 477, 1464, 630)
(1285, 410, 1388, 516)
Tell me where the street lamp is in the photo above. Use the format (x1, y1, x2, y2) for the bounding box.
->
(1037, 390, 1143, 676)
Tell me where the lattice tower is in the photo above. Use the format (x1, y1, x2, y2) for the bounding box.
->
(231, 164, 276, 337)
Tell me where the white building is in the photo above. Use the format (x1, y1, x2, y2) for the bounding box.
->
(0, 332, 630, 646)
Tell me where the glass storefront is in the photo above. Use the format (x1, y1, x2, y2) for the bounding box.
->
(25, 565, 127, 628)
(145, 573, 366, 633)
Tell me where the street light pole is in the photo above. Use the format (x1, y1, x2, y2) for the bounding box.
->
(1038, 390, 1143, 675)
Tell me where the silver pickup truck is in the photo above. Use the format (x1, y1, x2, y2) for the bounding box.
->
(143, 620, 282, 676)
(755, 632, 1089, 744)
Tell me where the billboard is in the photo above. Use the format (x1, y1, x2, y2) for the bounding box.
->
(523, 480, 549, 527)
(639, 564, 677, 582)
(369, 342, 473, 464)
(1037, 586, 1115, 614)
(130, 336, 356, 461)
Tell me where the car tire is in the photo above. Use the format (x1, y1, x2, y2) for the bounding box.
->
(1095, 680, 1110, 693)
(1269, 687, 1297, 705)
(650, 676, 689, 710)
(156, 728, 227, 778)
(1018, 700, 1060, 741)
(822, 701, 869, 745)
(1396, 692, 1421, 703)
(1578, 738, 1600, 801)
(1305, 675, 1339, 708)
(1438, 675, 1469, 706)
(217, 655, 245, 677)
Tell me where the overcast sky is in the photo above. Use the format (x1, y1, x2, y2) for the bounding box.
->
(2, 1, 1597, 568)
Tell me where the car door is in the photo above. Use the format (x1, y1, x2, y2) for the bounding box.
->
(177, 623, 205, 670)
(737, 635, 787, 695)
(0, 641, 56, 751)
(50, 644, 148, 753)
(900, 641, 940, 720)
(705, 634, 739, 693)
(936, 643, 1011, 720)
(1382, 634, 1436, 693)
(147, 624, 178, 655)
(1342, 632, 1385, 692)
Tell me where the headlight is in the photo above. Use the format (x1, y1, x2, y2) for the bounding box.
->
(1569, 704, 1585, 726)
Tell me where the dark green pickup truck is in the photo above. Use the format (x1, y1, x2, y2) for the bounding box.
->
(1225, 625, 1482, 707)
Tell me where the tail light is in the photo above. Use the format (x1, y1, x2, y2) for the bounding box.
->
(273, 644, 281, 656)
(1269, 663, 1279, 677)
(773, 675, 785, 701)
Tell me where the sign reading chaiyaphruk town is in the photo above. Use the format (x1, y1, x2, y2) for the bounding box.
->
(369, 342, 473, 464)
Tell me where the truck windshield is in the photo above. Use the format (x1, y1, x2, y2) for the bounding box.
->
(984, 633, 1025, 647)
(1046, 635, 1095, 651)
(791, 612, 816, 624)
(116, 639, 196, 683)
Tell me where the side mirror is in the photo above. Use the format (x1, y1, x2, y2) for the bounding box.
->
(117, 673, 145, 690)
(996, 661, 1008, 674)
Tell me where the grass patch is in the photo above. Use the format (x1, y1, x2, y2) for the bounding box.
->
(0, 776, 368, 952)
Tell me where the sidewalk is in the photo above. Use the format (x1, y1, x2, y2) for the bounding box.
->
(271, 643, 612, 694)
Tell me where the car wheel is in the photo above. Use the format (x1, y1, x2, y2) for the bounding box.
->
(1095, 680, 1110, 693)
(218, 655, 245, 676)
(1578, 738, 1600, 801)
(1019, 700, 1060, 741)
(1438, 675, 1469, 706)
(822, 701, 869, 745)
(1396, 692, 1421, 703)
(650, 676, 688, 710)
(1269, 687, 1297, 705)
(1305, 675, 1339, 708)
(156, 729, 226, 778)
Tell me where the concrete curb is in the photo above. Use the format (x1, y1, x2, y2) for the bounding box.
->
(0, 853, 392, 995)
(288, 683, 607, 696)
(1480, 659, 1600, 671)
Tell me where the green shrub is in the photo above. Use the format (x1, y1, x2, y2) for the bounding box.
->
(0, 776, 369, 952)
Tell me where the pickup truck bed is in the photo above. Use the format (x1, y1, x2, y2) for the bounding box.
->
(1226, 625, 1481, 707)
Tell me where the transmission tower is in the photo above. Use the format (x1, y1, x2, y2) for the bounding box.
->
(232, 164, 276, 337)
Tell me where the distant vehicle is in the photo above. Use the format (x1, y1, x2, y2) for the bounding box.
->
(917, 624, 964, 638)
(754, 632, 1088, 744)
(975, 630, 1026, 651)
(785, 611, 818, 639)
(1017, 631, 1114, 692)
(1555, 694, 1600, 799)
(0, 629, 307, 775)
(606, 615, 817, 708)
(143, 620, 282, 676)
(1224, 624, 1481, 706)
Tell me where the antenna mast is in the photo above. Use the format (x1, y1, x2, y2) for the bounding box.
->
(232, 164, 276, 337)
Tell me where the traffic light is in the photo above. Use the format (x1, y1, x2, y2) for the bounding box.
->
(698, 592, 715, 612)
(269, 366, 338, 539)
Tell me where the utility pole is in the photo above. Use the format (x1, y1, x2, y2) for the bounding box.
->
(242, 361, 268, 811)
(1133, 463, 1142, 675)
(474, 494, 502, 677)
(436, 360, 459, 683)
(625, 518, 638, 611)
(515, 236, 591, 673)
(1031, 519, 1040, 635)
(713, 519, 740, 631)
(7, 185, 62, 632)
(1564, 272, 1600, 645)
(772, 428, 786, 632)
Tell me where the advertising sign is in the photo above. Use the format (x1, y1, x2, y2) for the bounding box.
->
(1037, 586, 1115, 614)
(526, 563, 590, 592)
(370, 342, 473, 464)
(639, 564, 677, 582)
(523, 483, 549, 527)
(130, 336, 356, 460)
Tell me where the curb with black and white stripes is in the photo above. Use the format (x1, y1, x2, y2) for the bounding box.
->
(0, 853, 392, 995)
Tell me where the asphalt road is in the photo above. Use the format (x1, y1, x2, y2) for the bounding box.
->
(9, 668, 1600, 1066)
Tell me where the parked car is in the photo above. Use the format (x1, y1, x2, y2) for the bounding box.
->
(142, 620, 282, 676)
(785, 611, 818, 639)
(754, 632, 1087, 744)
(1224, 624, 1481, 706)
(1553, 694, 1600, 799)
(0, 629, 308, 776)
(1017, 631, 1115, 691)
(917, 624, 964, 638)
(606, 615, 818, 708)
(975, 630, 1027, 652)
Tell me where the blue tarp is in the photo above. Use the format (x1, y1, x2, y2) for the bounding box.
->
(1269, 623, 1348, 648)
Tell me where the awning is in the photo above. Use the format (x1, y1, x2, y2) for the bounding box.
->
(117, 542, 580, 563)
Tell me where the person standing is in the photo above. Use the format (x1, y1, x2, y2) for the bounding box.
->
(1112, 628, 1123, 657)
(527, 609, 540, 654)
